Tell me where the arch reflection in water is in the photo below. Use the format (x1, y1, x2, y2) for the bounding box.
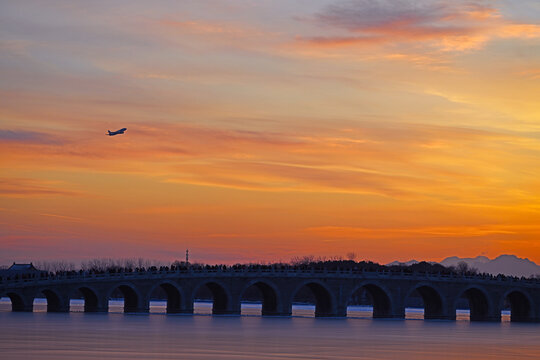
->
(30, 289, 67, 313)
(68, 287, 101, 313)
(241, 281, 279, 316)
(457, 287, 492, 321)
(504, 290, 532, 322)
(348, 283, 392, 318)
(148, 282, 184, 314)
(5, 292, 29, 312)
(405, 285, 446, 320)
(108, 284, 143, 313)
(292, 282, 334, 317)
(194, 281, 231, 315)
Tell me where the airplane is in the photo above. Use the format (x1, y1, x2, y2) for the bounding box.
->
(107, 128, 127, 136)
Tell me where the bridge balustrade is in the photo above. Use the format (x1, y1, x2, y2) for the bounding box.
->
(2, 267, 540, 285)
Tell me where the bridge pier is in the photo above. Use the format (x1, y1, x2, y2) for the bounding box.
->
(49, 302, 70, 313)
(470, 311, 501, 322)
(331, 303, 348, 318)
(316, 300, 347, 317)
(424, 313, 455, 320)
(424, 314, 455, 320)
(168, 308, 194, 314)
(472, 301, 501, 322)
(213, 309, 241, 315)
(178, 297, 194, 315)
(372, 300, 404, 319)
(424, 301, 455, 321)
(373, 311, 405, 319)
(84, 295, 109, 313)
(316, 311, 347, 317)
(125, 298, 149, 313)
(262, 309, 292, 316)
(39, 291, 70, 313)
(85, 305, 109, 313)
(12, 303, 34, 312)
(212, 300, 240, 315)
(530, 302, 540, 322)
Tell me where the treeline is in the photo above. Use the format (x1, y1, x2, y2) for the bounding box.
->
(28, 256, 481, 277)
(292, 256, 478, 276)
(290, 255, 479, 276)
(33, 258, 166, 273)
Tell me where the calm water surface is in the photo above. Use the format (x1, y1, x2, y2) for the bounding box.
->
(0, 299, 537, 360)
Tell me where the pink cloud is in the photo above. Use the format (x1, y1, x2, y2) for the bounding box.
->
(298, 0, 539, 54)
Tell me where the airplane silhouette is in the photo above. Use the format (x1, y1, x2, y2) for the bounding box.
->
(107, 128, 127, 136)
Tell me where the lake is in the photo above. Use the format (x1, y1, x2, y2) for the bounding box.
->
(0, 299, 538, 359)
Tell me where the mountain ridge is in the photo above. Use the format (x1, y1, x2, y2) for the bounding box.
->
(387, 255, 540, 277)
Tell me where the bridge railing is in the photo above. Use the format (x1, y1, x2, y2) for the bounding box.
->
(1, 266, 539, 287)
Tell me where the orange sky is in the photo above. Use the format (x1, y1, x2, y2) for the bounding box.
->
(1, 0, 540, 265)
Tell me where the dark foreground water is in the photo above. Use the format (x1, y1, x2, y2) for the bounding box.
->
(0, 299, 538, 359)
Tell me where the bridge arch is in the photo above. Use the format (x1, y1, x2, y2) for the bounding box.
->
(348, 282, 393, 318)
(5, 291, 31, 312)
(67, 286, 103, 312)
(291, 280, 335, 317)
(107, 282, 144, 313)
(502, 289, 534, 322)
(405, 283, 446, 320)
(240, 279, 281, 316)
(148, 281, 185, 314)
(455, 286, 492, 321)
(36, 288, 67, 312)
(192, 280, 232, 315)
(78, 286, 99, 312)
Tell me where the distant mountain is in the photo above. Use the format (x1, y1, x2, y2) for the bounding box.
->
(386, 260, 420, 266)
(439, 256, 490, 270)
(440, 255, 540, 278)
(385, 255, 540, 277)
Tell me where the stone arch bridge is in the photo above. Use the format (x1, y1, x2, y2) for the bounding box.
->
(1, 268, 539, 322)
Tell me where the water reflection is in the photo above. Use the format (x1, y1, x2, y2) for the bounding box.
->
(14, 298, 512, 322)
(14, 298, 513, 321)
(0, 299, 534, 360)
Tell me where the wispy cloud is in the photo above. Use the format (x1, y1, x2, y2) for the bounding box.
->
(0, 178, 81, 198)
(297, 0, 540, 56)
(2, 121, 538, 203)
(39, 213, 84, 222)
(154, 17, 277, 52)
(159, 19, 258, 36)
(165, 159, 431, 198)
(305, 224, 519, 239)
(0, 130, 63, 145)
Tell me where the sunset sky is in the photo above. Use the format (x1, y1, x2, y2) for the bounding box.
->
(1, 0, 540, 265)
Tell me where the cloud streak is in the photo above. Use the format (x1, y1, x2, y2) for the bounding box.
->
(0, 178, 81, 198)
(0, 130, 63, 145)
(299, 0, 540, 54)
(2, 120, 538, 204)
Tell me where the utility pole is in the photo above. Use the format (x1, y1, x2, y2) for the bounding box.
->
(185, 249, 189, 264)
